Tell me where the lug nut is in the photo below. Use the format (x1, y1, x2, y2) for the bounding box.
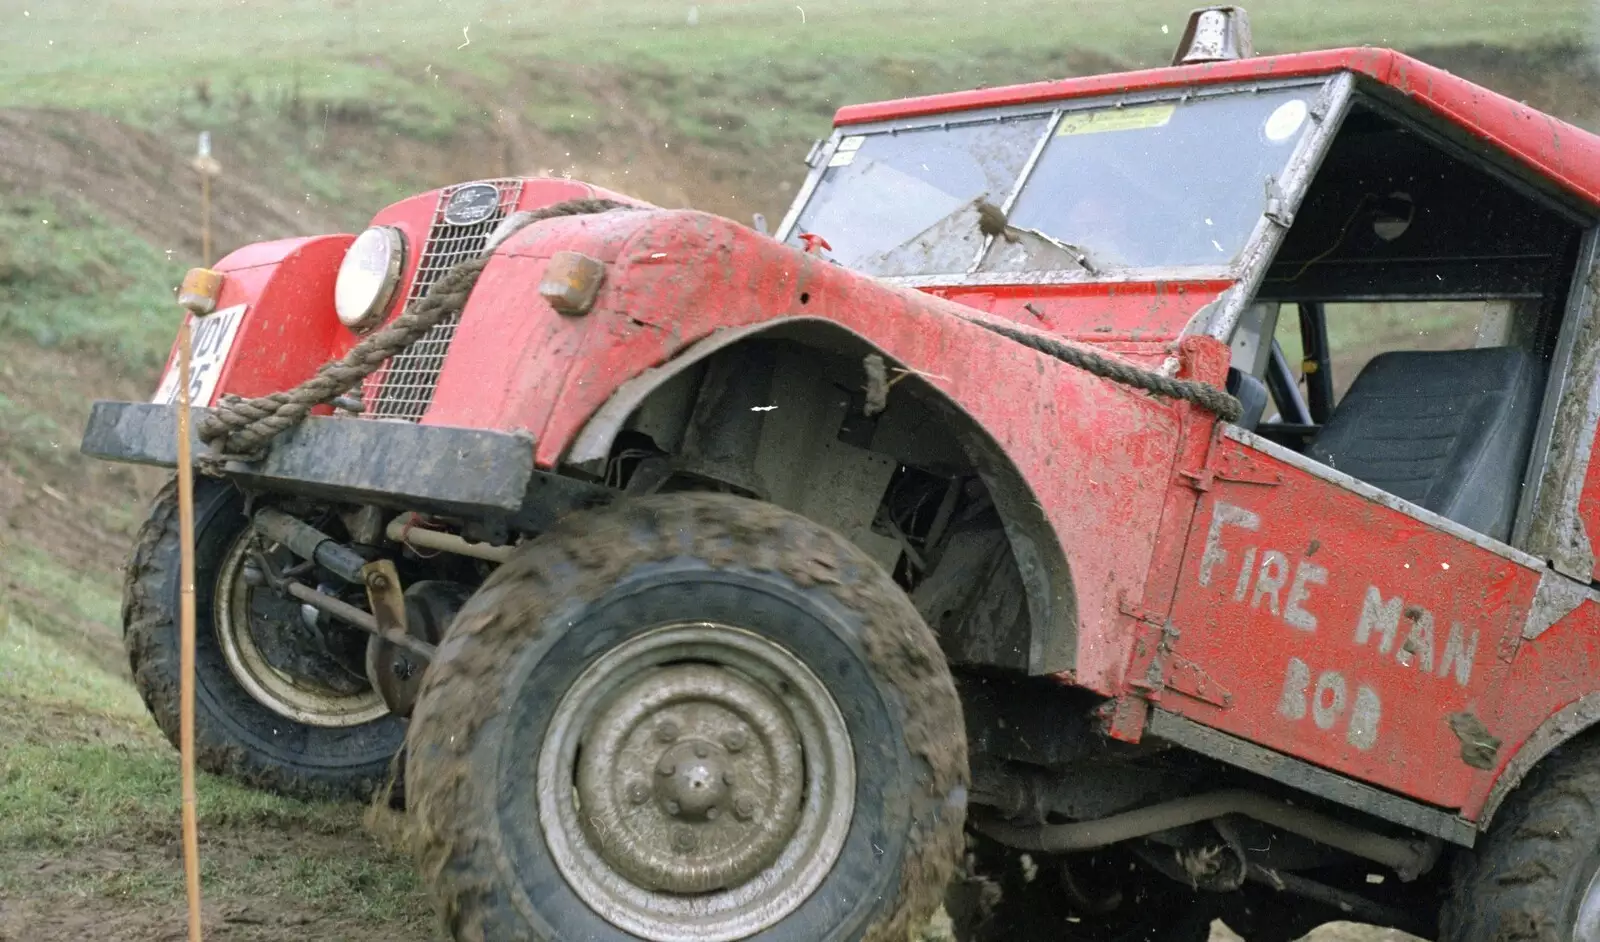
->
(706, 807, 720, 821)
(655, 721, 680, 744)
(657, 760, 676, 777)
(734, 796, 756, 821)
(626, 782, 649, 805)
(693, 742, 710, 759)
(722, 730, 748, 753)
(723, 770, 735, 786)
(674, 830, 698, 852)
(665, 800, 682, 816)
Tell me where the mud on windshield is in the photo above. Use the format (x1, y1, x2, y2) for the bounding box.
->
(785, 82, 1324, 280)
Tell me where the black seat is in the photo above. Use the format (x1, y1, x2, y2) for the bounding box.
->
(1306, 347, 1543, 542)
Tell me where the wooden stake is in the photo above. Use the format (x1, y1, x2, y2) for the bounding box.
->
(192, 132, 220, 265)
(174, 318, 204, 942)
(200, 174, 212, 265)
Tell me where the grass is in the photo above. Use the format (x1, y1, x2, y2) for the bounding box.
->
(0, 391, 70, 467)
(0, 193, 185, 371)
(0, 546, 427, 928)
(0, 589, 143, 735)
(1, 0, 1587, 104)
(0, 0, 1588, 154)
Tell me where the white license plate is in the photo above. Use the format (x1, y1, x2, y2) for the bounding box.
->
(153, 304, 247, 406)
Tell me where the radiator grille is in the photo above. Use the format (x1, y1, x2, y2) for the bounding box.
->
(363, 179, 524, 421)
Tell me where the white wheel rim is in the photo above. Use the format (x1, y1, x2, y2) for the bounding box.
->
(214, 532, 389, 728)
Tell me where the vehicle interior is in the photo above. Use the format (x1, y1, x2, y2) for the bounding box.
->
(1228, 94, 1591, 545)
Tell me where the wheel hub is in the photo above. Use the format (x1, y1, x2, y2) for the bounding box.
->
(539, 622, 856, 942)
(575, 663, 805, 895)
(653, 738, 731, 819)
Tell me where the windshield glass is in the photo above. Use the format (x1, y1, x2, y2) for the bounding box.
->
(787, 84, 1321, 279)
(787, 115, 1051, 275)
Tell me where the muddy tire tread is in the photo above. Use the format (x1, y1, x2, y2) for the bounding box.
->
(122, 478, 397, 800)
(406, 493, 968, 942)
(1442, 736, 1600, 942)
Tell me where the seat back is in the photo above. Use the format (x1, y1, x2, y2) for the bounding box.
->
(1305, 347, 1543, 542)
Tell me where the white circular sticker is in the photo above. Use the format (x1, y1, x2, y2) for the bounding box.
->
(1263, 99, 1309, 143)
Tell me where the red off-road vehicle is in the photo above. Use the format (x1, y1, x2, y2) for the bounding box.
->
(82, 8, 1600, 941)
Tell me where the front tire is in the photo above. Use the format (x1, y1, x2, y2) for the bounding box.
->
(405, 494, 968, 942)
(1443, 736, 1600, 942)
(122, 479, 405, 800)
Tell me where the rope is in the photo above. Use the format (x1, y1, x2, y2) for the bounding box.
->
(970, 200, 1236, 416)
(195, 195, 1237, 471)
(965, 317, 1243, 422)
(195, 198, 630, 473)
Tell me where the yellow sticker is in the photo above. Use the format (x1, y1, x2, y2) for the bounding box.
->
(1057, 103, 1177, 137)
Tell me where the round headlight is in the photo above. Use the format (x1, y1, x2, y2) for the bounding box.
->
(335, 226, 405, 330)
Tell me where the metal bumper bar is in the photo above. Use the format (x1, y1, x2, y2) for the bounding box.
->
(80, 401, 610, 528)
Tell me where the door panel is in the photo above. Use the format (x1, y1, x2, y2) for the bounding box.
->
(1163, 427, 1539, 810)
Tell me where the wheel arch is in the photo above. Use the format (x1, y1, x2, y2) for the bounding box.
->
(566, 316, 1079, 675)
(1479, 693, 1600, 827)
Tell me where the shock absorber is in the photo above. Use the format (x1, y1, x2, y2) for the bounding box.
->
(252, 507, 369, 584)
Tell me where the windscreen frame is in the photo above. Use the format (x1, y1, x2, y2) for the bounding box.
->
(776, 73, 1343, 292)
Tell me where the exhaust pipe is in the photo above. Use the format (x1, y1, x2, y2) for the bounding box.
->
(971, 789, 1437, 880)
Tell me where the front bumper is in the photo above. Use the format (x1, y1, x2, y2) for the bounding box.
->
(80, 401, 610, 529)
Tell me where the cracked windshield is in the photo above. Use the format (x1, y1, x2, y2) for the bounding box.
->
(790, 85, 1321, 277)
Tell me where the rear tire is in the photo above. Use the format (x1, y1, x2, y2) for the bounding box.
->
(1442, 736, 1600, 942)
(405, 494, 968, 942)
(122, 479, 405, 800)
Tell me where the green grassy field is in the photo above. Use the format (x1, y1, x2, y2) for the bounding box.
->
(0, 543, 428, 938)
(3, 0, 1589, 104)
(1, 0, 1589, 146)
(0, 194, 186, 370)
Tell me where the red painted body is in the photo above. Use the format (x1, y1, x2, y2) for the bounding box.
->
(155, 46, 1600, 827)
(160, 235, 351, 405)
